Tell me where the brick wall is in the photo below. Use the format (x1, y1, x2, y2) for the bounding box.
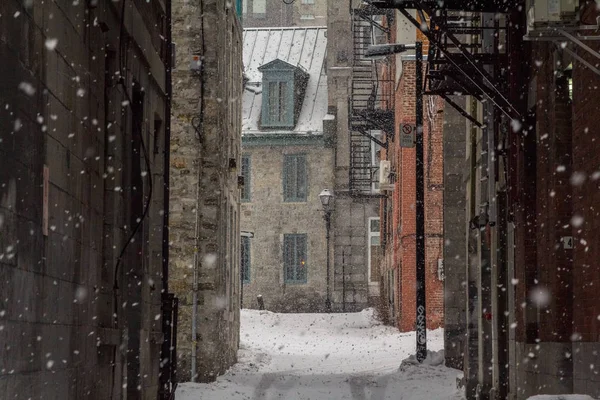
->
(0, 0, 169, 398)
(382, 59, 445, 332)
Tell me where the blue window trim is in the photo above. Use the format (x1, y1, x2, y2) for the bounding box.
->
(283, 233, 308, 284)
(241, 236, 251, 283)
(283, 154, 307, 202)
(241, 154, 251, 202)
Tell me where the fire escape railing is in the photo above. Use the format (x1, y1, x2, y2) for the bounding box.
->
(369, 0, 524, 123)
(349, 5, 395, 196)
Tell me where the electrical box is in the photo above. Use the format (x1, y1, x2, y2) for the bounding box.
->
(531, 0, 577, 26)
(379, 160, 394, 191)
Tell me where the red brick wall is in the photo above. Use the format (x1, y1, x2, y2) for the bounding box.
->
(388, 60, 445, 332)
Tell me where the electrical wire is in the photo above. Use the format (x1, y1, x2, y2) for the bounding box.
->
(282, 0, 295, 4)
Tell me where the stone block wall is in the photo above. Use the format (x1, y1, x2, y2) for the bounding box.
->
(0, 0, 170, 398)
(170, 0, 243, 383)
(240, 141, 335, 312)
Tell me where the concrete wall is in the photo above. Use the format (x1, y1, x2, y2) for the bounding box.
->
(0, 0, 169, 398)
(327, 0, 378, 313)
(170, 0, 242, 383)
(442, 96, 468, 370)
(240, 141, 335, 312)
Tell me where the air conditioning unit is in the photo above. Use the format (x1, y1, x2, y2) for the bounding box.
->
(379, 160, 394, 191)
(531, 0, 578, 27)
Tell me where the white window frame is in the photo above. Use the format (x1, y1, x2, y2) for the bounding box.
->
(367, 217, 381, 292)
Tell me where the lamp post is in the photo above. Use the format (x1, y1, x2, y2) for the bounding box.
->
(319, 189, 334, 312)
(364, 42, 427, 362)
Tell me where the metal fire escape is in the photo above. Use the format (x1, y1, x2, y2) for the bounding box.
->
(368, 0, 524, 123)
(349, 4, 395, 196)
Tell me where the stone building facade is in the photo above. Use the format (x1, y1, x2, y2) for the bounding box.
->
(242, 0, 327, 28)
(240, 26, 334, 312)
(0, 0, 172, 399)
(326, 0, 380, 312)
(169, 0, 243, 383)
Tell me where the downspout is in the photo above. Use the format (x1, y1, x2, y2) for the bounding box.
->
(191, 177, 201, 382)
(160, 0, 173, 397)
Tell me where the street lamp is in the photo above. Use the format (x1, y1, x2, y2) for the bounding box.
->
(319, 189, 334, 312)
(365, 42, 427, 362)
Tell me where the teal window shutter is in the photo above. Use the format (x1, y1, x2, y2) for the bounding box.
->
(283, 154, 307, 202)
(241, 155, 251, 202)
(241, 236, 251, 283)
(284, 234, 307, 283)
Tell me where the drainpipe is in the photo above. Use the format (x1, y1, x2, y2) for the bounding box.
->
(191, 177, 201, 382)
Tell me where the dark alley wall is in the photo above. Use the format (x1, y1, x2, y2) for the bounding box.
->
(0, 0, 170, 398)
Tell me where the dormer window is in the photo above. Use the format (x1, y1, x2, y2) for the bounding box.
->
(258, 59, 309, 129)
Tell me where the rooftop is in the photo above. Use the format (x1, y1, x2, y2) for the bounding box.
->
(242, 26, 328, 136)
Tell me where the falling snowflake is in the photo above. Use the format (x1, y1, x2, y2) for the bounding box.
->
(18, 82, 36, 96)
(45, 38, 58, 51)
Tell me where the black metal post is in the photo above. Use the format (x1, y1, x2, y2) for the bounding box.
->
(342, 250, 346, 312)
(325, 212, 332, 312)
(415, 41, 427, 362)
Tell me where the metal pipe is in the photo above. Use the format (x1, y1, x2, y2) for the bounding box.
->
(415, 41, 427, 363)
(325, 212, 332, 312)
(191, 176, 201, 382)
(159, 0, 173, 397)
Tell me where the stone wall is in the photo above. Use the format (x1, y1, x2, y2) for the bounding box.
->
(0, 0, 170, 398)
(170, 0, 243, 383)
(240, 140, 335, 312)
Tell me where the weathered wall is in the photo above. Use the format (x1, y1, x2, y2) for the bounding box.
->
(442, 96, 468, 370)
(326, 0, 379, 313)
(380, 59, 445, 332)
(170, 0, 242, 383)
(242, 0, 326, 28)
(0, 0, 169, 398)
(240, 140, 334, 312)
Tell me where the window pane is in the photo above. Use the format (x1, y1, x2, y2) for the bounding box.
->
(241, 155, 250, 201)
(268, 81, 278, 122)
(284, 234, 307, 283)
(370, 218, 380, 233)
(241, 236, 250, 282)
(284, 154, 306, 202)
(253, 0, 266, 14)
(279, 82, 288, 123)
(296, 235, 307, 282)
(296, 155, 307, 200)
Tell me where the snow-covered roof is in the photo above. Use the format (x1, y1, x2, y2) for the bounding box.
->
(242, 26, 328, 136)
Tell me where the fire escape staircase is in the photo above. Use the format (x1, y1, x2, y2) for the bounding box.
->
(368, 0, 524, 124)
(349, 6, 394, 196)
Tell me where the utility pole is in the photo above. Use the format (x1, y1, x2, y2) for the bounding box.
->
(415, 41, 427, 362)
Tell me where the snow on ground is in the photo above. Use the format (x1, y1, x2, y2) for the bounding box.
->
(177, 308, 465, 400)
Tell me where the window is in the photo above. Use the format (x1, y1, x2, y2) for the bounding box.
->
(283, 154, 307, 202)
(253, 0, 266, 15)
(368, 217, 382, 283)
(301, 0, 315, 3)
(300, 14, 315, 20)
(284, 234, 307, 283)
(241, 236, 251, 283)
(241, 155, 251, 202)
(267, 81, 290, 125)
(371, 130, 382, 193)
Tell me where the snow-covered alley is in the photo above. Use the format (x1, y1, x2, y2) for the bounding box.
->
(176, 309, 465, 400)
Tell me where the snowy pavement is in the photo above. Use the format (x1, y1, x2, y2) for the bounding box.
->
(176, 309, 465, 400)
